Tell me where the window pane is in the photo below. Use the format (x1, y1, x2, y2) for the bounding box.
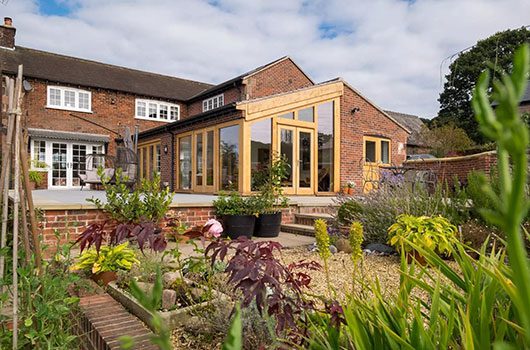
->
(137, 101, 146, 117)
(160, 105, 168, 120)
(365, 140, 376, 162)
(64, 90, 76, 108)
(381, 141, 390, 164)
(250, 119, 271, 191)
(33, 141, 46, 166)
(220, 125, 239, 190)
(49, 88, 61, 106)
(298, 107, 314, 122)
(317, 101, 333, 191)
(206, 131, 214, 186)
(79, 92, 90, 110)
(208, 99, 213, 110)
(219, 95, 224, 106)
(196, 133, 203, 186)
(148, 103, 157, 118)
(299, 131, 312, 188)
(170, 106, 179, 120)
(179, 136, 192, 190)
(213, 98, 218, 109)
(279, 112, 294, 119)
(203, 101, 208, 111)
(280, 129, 293, 187)
(156, 144, 161, 174)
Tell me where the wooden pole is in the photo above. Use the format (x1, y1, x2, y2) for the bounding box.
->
(18, 180, 31, 265)
(10, 65, 23, 350)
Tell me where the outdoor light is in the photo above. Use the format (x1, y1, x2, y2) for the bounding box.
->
(351, 107, 360, 115)
(164, 145, 168, 154)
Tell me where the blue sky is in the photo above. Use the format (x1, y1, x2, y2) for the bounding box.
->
(4, 0, 530, 118)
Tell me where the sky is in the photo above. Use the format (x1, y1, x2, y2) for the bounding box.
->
(2, 0, 530, 118)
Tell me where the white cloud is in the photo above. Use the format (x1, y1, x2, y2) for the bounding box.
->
(3, 0, 530, 117)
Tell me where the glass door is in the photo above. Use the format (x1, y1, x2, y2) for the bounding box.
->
(50, 142, 68, 188)
(71, 144, 88, 187)
(277, 126, 315, 195)
(195, 129, 215, 193)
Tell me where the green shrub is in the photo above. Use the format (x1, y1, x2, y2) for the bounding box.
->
(71, 242, 139, 274)
(213, 192, 257, 216)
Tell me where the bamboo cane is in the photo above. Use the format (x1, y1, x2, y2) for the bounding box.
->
(0, 78, 13, 199)
(19, 180, 31, 265)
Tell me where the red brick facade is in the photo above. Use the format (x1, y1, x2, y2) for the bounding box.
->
(187, 86, 242, 116)
(339, 85, 409, 192)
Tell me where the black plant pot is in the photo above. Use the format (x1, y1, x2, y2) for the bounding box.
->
(222, 215, 256, 239)
(254, 212, 282, 237)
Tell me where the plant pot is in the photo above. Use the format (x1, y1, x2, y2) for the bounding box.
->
(347, 187, 354, 195)
(222, 215, 255, 239)
(342, 186, 349, 194)
(406, 251, 427, 266)
(91, 271, 118, 286)
(254, 212, 282, 237)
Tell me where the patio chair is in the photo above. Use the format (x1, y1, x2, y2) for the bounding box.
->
(79, 153, 116, 190)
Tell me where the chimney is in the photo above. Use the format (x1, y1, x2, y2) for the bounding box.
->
(0, 17, 16, 49)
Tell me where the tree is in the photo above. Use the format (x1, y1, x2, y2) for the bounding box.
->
(435, 27, 530, 144)
(418, 124, 474, 158)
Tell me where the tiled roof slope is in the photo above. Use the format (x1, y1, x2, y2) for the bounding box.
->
(384, 110, 425, 146)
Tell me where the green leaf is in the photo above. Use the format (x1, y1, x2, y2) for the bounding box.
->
(222, 304, 242, 350)
(24, 318, 33, 327)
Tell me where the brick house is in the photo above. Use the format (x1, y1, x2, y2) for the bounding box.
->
(385, 110, 430, 156)
(1, 17, 410, 194)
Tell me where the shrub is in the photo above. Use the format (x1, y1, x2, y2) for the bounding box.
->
(213, 192, 256, 216)
(387, 214, 458, 256)
(348, 222, 363, 264)
(71, 242, 139, 274)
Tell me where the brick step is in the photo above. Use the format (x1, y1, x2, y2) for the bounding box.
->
(294, 213, 333, 226)
(76, 293, 158, 350)
(280, 223, 315, 237)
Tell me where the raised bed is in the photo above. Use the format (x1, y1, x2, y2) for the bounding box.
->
(107, 281, 231, 331)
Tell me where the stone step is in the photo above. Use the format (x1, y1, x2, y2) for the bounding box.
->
(294, 213, 334, 226)
(280, 223, 315, 237)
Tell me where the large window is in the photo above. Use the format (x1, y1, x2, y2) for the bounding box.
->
(206, 131, 214, 186)
(32, 140, 46, 166)
(47, 86, 91, 112)
(364, 137, 390, 164)
(138, 142, 161, 180)
(317, 101, 334, 191)
(202, 94, 224, 112)
(136, 99, 180, 122)
(220, 125, 239, 190)
(179, 136, 192, 190)
(196, 133, 203, 186)
(250, 119, 272, 191)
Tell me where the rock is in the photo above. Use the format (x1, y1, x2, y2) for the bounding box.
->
(162, 272, 181, 288)
(335, 238, 353, 253)
(135, 282, 153, 294)
(161, 289, 177, 310)
(364, 243, 396, 255)
(329, 245, 338, 254)
(307, 243, 317, 252)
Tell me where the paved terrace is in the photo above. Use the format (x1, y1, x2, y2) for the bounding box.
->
(31, 190, 336, 210)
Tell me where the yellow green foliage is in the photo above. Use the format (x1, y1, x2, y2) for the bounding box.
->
(314, 219, 330, 260)
(71, 242, 139, 274)
(349, 222, 364, 263)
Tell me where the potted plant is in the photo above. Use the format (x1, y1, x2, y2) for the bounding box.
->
(70, 242, 139, 285)
(253, 154, 289, 237)
(213, 192, 256, 239)
(347, 181, 356, 195)
(387, 214, 458, 265)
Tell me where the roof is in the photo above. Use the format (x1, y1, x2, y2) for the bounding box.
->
(384, 110, 425, 146)
(1, 46, 213, 101)
(187, 56, 314, 101)
(28, 128, 110, 143)
(522, 81, 530, 104)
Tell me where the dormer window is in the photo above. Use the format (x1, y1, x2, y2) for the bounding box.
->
(135, 99, 180, 122)
(202, 94, 224, 112)
(47, 86, 92, 113)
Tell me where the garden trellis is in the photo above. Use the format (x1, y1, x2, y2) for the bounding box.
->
(0, 65, 43, 349)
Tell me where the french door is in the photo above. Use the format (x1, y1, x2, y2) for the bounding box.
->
(277, 126, 315, 195)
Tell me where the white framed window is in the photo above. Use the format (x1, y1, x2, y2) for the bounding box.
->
(202, 94, 224, 112)
(46, 86, 92, 112)
(31, 140, 47, 169)
(136, 99, 179, 122)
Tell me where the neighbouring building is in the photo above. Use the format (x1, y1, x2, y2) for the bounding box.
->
(1, 17, 410, 194)
(385, 110, 429, 155)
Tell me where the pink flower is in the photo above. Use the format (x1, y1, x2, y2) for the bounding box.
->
(204, 218, 223, 238)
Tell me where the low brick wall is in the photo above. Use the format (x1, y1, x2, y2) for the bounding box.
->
(404, 151, 497, 184)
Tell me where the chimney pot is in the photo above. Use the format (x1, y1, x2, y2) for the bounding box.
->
(0, 17, 16, 49)
(4, 17, 12, 27)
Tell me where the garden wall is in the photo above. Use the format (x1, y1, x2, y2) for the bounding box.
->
(404, 150, 497, 184)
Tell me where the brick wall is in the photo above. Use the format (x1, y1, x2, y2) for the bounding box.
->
(21, 79, 186, 155)
(404, 150, 498, 184)
(520, 103, 530, 114)
(187, 86, 242, 116)
(339, 85, 409, 192)
(244, 58, 313, 99)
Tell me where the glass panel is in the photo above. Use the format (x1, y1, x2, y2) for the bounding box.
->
(72, 144, 87, 186)
(92, 145, 104, 169)
(179, 136, 192, 190)
(280, 129, 293, 187)
(250, 119, 271, 191)
(299, 131, 312, 188)
(298, 107, 314, 122)
(279, 112, 294, 119)
(317, 101, 334, 191)
(150, 145, 155, 180)
(52, 143, 67, 187)
(64, 90, 76, 108)
(33, 141, 46, 165)
(196, 133, 203, 186)
(49, 88, 61, 106)
(220, 125, 240, 191)
(159, 105, 168, 120)
(142, 147, 148, 179)
(78, 92, 89, 110)
(365, 140, 376, 162)
(381, 141, 390, 164)
(206, 131, 214, 186)
(156, 144, 161, 174)
(170, 106, 179, 120)
(148, 103, 157, 119)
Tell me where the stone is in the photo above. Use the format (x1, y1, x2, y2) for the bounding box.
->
(307, 243, 317, 252)
(364, 243, 396, 255)
(335, 238, 353, 253)
(329, 245, 338, 254)
(162, 272, 181, 288)
(135, 282, 153, 294)
(161, 289, 177, 310)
